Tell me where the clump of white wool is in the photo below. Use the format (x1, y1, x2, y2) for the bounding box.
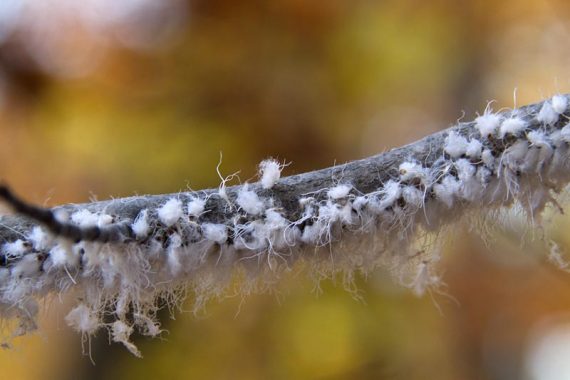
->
(237, 185, 265, 215)
(466, 139, 483, 159)
(475, 107, 502, 137)
(49, 244, 77, 267)
(481, 149, 495, 167)
(27, 226, 50, 251)
(402, 186, 423, 208)
(187, 197, 206, 217)
(377, 180, 402, 210)
(499, 117, 527, 138)
(433, 176, 460, 208)
(328, 184, 352, 199)
(12, 254, 40, 278)
(527, 130, 551, 149)
(537, 101, 559, 126)
(167, 233, 183, 275)
(112, 321, 141, 357)
(71, 209, 98, 227)
(552, 95, 568, 115)
(202, 223, 228, 244)
(399, 162, 428, 184)
(2, 240, 28, 257)
(131, 209, 150, 239)
(444, 131, 469, 158)
(158, 198, 183, 227)
(258, 159, 282, 189)
(65, 304, 99, 335)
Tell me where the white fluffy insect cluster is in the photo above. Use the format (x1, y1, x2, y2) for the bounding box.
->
(258, 159, 283, 189)
(0, 94, 568, 355)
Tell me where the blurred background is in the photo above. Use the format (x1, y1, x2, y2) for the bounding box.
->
(0, 0, 569, 379)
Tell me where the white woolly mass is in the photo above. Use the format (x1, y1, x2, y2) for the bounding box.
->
(475, 111, 502, 137)
(49, 244, 77, 267)
(167, 233, 183, 275)
(482, 149, 495, 167)
(552, 95, 568, 115)
(65, 304, 99, 335)
(202, 223, 228, 244)
(399, 162, 428, 183)
(328, 184, 352, 199)
(2, 239, 28, 257)
(455, 159, 476, 182)
(259, 159, 282, 189)
(187, 197, 206, 217)
(158, 198, 183, 226)
(70, 209, 113, 228)
(537, 101, 559, 126)
(499, 117, 527, 138)
(27, 227, 50, 251)
(112, 320, 141, 357)
(402, 186, 423, 208)
(433, 176, 460, 208)
(444, 131, 469, 158)
(237, 186, 265, 215)
(378, 180, 401, 210)
(527, 130, 551, 149)
(12, 254, 40, 278)
(466, 139, 483, 159)
(132, 209, 150, 238)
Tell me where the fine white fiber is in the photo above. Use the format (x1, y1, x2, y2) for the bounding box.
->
(131, 209, 150, 239)
(526, 130, 554, 172)
(559, 123, 570, 144)
(158, 198, 183, 227)
(444, 131, 469, 158)
(202, 223, 228, 244)
(237, 186, 265, 215)
(537, 101, 559, 126)
(475, 108, 502, 137)
(328, 184, 352, 199)
(501, 140, 528, 172)
(259, 159, 282, 189)
(476, 166, 492, 187)
(187, 197, 206, 217)
(552, 95, 568, 115)
(65, 304, 99, 335)
(499, 117, 527, 138)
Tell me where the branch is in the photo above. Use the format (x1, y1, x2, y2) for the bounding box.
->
(0, 94, 569, 355)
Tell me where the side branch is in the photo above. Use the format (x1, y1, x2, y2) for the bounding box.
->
(0, 94, 568, 355)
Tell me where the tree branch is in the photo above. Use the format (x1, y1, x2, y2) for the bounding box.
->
(0, 94, 568, 355)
